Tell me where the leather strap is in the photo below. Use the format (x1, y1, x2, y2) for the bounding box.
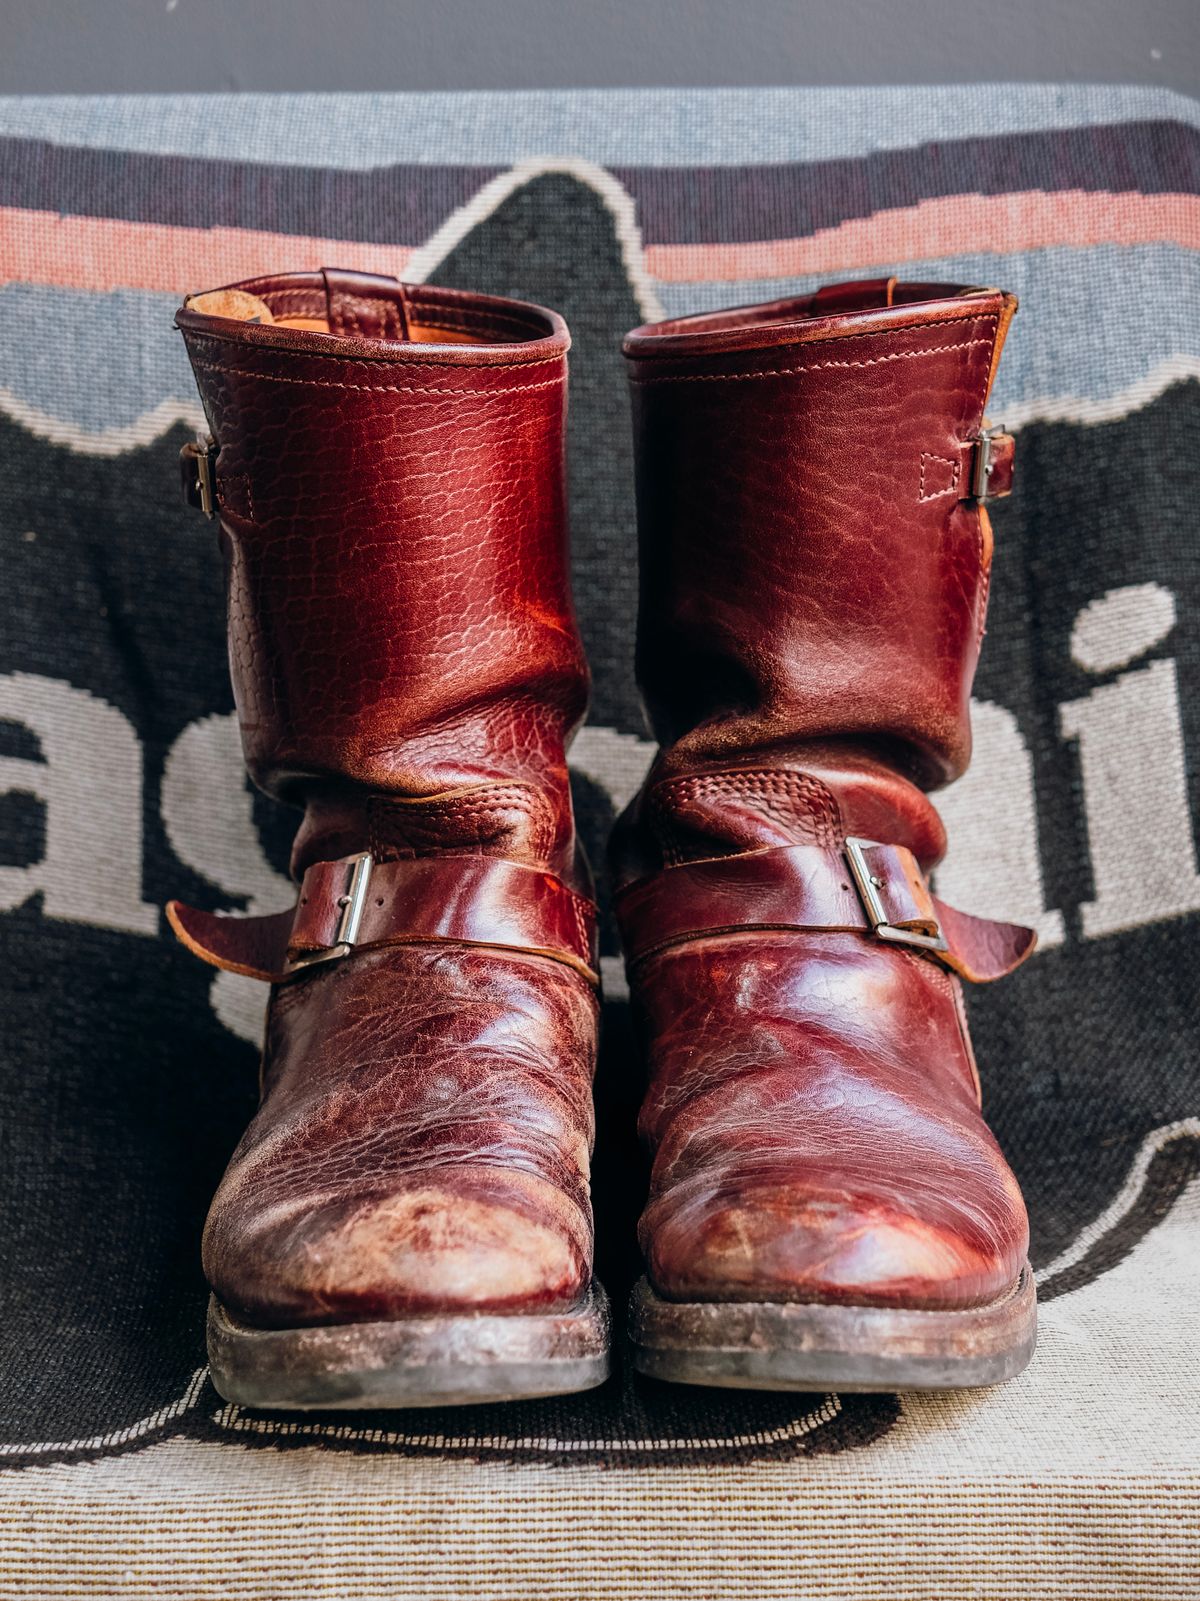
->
(320, 267, 410, 341)
(615, 841, 1035, 984)
(168, 853, 599, 986)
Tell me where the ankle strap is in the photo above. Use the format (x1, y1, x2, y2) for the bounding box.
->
(615, 840, 1035, 984)
(168, 853, 599, 987)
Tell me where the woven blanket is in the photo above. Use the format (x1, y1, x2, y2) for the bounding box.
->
(0, 87, 1198, 1599)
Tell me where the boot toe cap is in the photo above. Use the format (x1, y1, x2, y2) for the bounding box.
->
(205, 1172, 590, 1327)
(644, 1181, 1026, 1310)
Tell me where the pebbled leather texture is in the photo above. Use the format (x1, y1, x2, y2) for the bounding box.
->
(177, 272, 587, 881)
(176, 272, 599, 1326)
(615, 279, 1032, 1312)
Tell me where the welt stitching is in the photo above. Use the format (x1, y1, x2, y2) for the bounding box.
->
(629, 335, 994, 386)
(183, 327, 564, 369)
(188, 355, 564, 398)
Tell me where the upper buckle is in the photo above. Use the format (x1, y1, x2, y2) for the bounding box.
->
(970, 426, 1011, 502)
(844, 837, 948, 954)
(285, 852, 374, 973)
(180, 436, 218, 518)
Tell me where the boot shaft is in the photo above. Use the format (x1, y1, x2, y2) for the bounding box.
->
(177, 271, 588, 876)
(622, 279, 1016, 868)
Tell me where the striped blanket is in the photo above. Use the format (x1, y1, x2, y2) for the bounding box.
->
(0, 87, 1197, 1600)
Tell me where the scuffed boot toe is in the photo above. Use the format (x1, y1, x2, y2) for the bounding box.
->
(644, 1181, 1025, 1312)
(205, 1171, 591, 1329)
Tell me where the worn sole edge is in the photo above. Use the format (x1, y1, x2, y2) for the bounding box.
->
(207, 1282, 612, 1410)
(630, 1265, 1037, 1392)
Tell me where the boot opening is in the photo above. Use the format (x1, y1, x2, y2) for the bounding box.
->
(183, 275, 553, 347)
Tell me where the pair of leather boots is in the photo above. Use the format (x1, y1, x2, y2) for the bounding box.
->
(171, 269, 1037, 1409)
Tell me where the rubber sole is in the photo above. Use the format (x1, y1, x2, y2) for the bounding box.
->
(630, 1265, 1037, 1392)
(207, 1282, 611, 1410)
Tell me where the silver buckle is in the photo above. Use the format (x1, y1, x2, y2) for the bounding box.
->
(180, 436, 218, 519)
(844, 837, 948, 954)
(286, 852, 374, 972)
(971, 428, 999, 501)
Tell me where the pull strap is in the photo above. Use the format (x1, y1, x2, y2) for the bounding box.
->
(168, 853, 598, 986)
(319, 267, 410, 342)
(615, 839, 1035, 984)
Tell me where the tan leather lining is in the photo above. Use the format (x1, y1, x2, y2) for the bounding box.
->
(187, 299, 491, 345)
(184, 289, 275, 324)
(406, 322, 490, 345)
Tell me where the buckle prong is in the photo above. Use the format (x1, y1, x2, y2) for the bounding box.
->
(844, 837, 948, 954)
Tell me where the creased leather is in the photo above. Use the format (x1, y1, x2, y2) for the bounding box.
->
(615, 279, 1033, 1313)
(203, 945, 597, 1327)
(174, 271, 599, 1327)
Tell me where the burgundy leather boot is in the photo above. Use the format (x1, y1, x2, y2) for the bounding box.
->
(615, 279, 1037, 1391)
(169, 270, 608, 1408)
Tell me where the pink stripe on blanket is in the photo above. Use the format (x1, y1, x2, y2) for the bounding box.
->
(0, 209, 415, 293)
(645, 191, 1200, 282)
(2, 190, 1197, 297)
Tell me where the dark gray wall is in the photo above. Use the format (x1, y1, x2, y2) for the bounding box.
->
(3, 0, 1198, 94)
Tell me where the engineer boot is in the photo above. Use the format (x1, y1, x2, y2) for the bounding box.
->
(614, 279, 1037, 1391)
(170, 270, 608, 1408)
